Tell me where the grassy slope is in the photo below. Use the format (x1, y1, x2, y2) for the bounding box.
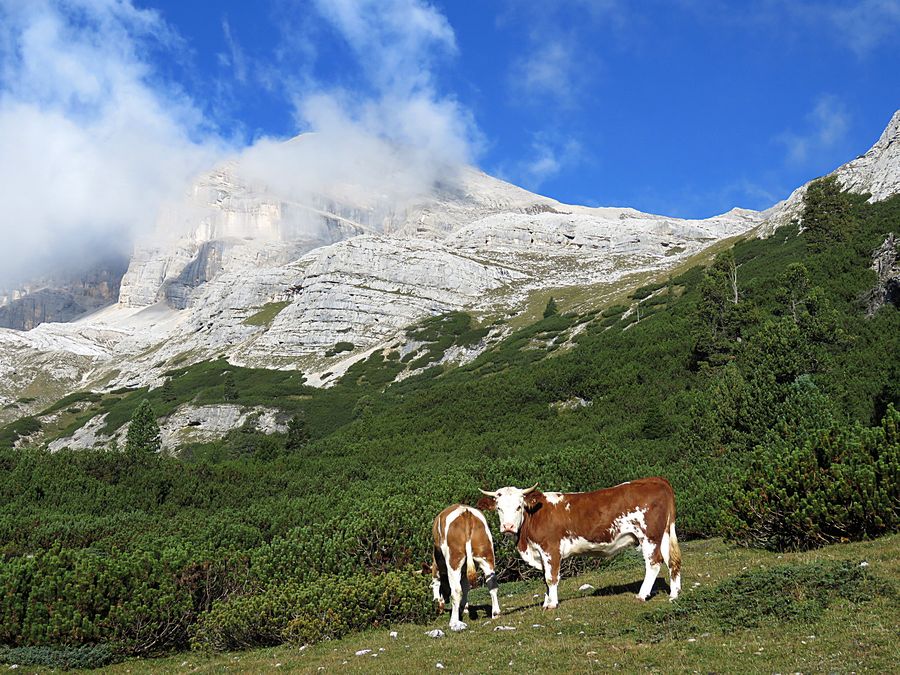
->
(109, 535, 898, 674)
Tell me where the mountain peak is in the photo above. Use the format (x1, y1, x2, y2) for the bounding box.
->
(835, 109, 900, 201)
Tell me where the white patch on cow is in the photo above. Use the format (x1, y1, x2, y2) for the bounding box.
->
(443, 505, 467, 533)
(536, 544, 559, 609)
(559, 536, 600, 557)
(519, 541, 545, 571)
(545, 492, 565, 505)
(609, 507, 648, 538)
(565, 503, 571, 511)
(493, 487, 528, 533)
(466, 506, 494, 547)
(559, 533, 636, 560)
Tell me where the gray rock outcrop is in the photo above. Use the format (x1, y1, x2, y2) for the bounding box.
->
(866, 233, 900, 317)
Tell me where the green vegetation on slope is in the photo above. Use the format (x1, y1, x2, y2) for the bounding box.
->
(0, 178, 898, 662)
(242, 301, 290, 327)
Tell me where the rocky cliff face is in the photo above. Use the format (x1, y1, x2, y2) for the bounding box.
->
(0, 258, 128, 330)
(866, 233, 900, 317)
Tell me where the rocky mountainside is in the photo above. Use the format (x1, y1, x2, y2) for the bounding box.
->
(2, 111, 899, 434)
(0, 258, 128, 330)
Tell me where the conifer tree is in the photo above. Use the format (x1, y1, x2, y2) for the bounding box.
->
(286, 414, 310, 451)
(223, 371, 239, 401)
(543, 296, 559, 318)
(125, 399, 161, 457)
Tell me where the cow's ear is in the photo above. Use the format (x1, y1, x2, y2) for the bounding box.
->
(476, 496, 496, 511)
(524, 491, 543, 511)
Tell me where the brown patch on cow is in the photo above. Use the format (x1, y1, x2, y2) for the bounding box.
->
(518, 478, 675, 552)
(476, 496, 496, 511)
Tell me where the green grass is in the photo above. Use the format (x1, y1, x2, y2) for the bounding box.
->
(100, 535, 899, 674)
(243, 301, 291, 327)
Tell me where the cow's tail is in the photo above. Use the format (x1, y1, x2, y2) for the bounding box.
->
(668, 522, 681, 580)
(465, 540, 477, 587)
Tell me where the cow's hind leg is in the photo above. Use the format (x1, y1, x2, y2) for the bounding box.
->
(660, 524, 681, 601)
(446, 562, 468, 631)
(432, 546, 450, 612)
(432, 548, 444, 611)
(636, 537, 661, 601)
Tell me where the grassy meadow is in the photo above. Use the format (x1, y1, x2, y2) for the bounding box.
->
(105, 536, 899, 674)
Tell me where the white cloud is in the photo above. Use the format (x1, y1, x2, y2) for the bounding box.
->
(511, 40, 579, 104)
(313, 0, 455, 96)
(255, 0, 480, 202)
(778, 95, 850, 166)
(824, 0, 900, 56)
(0, 0, 227, 286)
(219, 17, 248, 84)
(502, 0, 623, 108)
(0, 0, 481, 287)
(504, 133, 582, 191)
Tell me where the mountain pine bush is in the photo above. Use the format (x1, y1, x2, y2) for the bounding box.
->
(724, 405, 900, 550)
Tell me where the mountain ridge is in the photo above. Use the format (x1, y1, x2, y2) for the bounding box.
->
(2, 110, 898, 434)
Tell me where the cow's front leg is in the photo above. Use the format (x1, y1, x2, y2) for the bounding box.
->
(539, 546, 561, 610)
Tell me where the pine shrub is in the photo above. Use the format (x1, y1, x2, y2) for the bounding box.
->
(724, 405, 900, 550)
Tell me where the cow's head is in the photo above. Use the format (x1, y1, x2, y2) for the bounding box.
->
(479, 483, 539, 535)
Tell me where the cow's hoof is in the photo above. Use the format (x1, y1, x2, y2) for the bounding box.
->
(669, 595, 679, 603)
(450, 621, 468, 632)
(635, 594, 648, 602)
(542, 604, 558, 611)
(492, 610, 501, 619)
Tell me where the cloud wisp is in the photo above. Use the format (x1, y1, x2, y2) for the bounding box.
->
(504, 133, 583, 191)
(778, 95, 850, 167)
(0, 0, 227, 286)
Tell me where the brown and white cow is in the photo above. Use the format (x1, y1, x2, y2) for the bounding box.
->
(431, 504, 500, 631)
(478, 477, 681, 609)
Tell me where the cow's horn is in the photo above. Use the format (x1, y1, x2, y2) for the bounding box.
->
(479, 488, 497, 497)
(521, 482, 539, 494)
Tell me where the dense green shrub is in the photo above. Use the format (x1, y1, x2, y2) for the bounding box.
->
(600, 304, 628, 317)
(724, 405, 900, 550)
(0, 542, 256, 654)
(190, 571, 430, 651)
(325, 341, 355, 357)
(630, 281, 666, 300)
(0, 416, 41, 447)
(646, 560, 892, 636)
(0, 643, 120, 669)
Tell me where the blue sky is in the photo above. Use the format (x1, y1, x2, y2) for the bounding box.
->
(1, 1, 899, 282)
(144, 0, 900, 216)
